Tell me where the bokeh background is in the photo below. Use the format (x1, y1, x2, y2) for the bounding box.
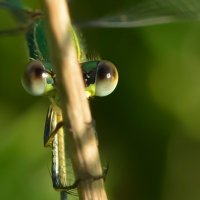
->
(1, 0, 200, 199)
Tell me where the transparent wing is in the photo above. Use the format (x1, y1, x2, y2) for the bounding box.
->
(0, 1, 42, 36)
(79, 0, 200, 28)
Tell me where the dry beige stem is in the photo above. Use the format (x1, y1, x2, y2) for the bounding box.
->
(43, 0, 108, 200)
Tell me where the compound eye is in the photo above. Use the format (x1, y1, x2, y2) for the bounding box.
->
(21, 60, 53, 96)
(95, 60, 118, 97)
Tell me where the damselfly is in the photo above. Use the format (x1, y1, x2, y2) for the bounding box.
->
(0, 0, 118, 199)
(21, 16, 118, 198)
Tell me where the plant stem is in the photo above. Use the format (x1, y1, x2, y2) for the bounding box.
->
(43, 0, 108, 200)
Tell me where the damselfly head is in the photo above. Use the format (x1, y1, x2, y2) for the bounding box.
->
(21, 60, 55, 96)
(83, 60, 118, 97)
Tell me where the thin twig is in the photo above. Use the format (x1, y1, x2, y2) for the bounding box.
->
(43, 1, 108, 200)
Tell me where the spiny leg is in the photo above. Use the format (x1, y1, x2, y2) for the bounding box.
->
(57, 169, 109, 192)
(44, 120, 64, 147)
(44, 106, 109, 192)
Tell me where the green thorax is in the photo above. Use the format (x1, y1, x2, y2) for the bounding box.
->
(26, 19, 87, 65)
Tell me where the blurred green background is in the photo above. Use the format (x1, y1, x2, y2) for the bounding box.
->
(1, 0, 200, 199)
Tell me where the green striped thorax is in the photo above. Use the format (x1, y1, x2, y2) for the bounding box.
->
(21, 19, 118, 101)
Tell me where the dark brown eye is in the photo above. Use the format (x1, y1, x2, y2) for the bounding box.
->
(95, 60, 118, 96)
(21, 60, 54, 96)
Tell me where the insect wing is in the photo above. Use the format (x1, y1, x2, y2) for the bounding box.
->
(79, 0, 200, 28)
